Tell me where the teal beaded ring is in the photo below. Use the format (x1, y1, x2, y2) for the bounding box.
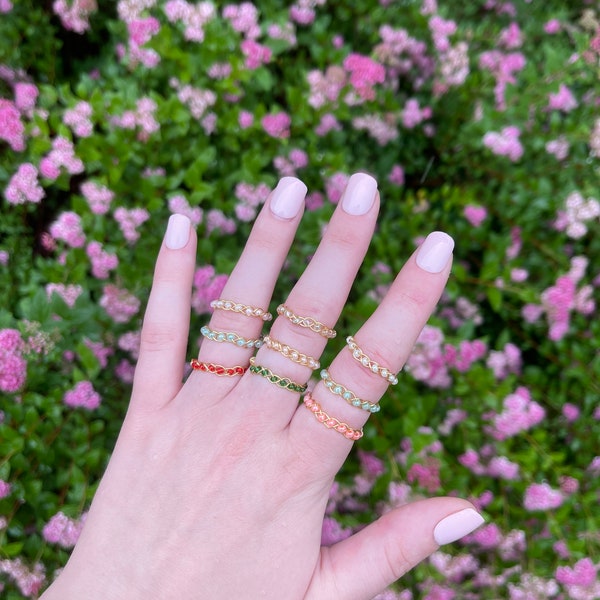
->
(248, 358, 308, 393)
(320, 368, 381, 413)
(200, 325, 263, 349)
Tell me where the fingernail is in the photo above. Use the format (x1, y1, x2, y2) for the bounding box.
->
(165, 214, 191, 249)
(270, 177, 307, 219)
(416, 231, 454, 273)
(341, 173, 377, 215)
(433, 508, 485, 546)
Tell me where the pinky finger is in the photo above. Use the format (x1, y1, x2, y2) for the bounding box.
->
(307, 498, 485, 600)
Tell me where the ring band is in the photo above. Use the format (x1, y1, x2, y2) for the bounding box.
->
(210, 298, 273, 321)
(248, 358, 308, 393)
(200, 325, 263, 349)
(302, 392, 364, 441)
(276, 304, 336, 339)
(190, 359, 247, 376)
(346, 336, 398, 385)
(263, 335, 320, 370)
(320, 369, 380, 413)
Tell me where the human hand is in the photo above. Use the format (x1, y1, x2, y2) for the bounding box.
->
(41, 173, 484, 600)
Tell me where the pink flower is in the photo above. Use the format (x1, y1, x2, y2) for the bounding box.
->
(0, 558, 45, 597)
(261, 112, 291, 138)
(39, 136, 84, 180)
(223, 2, 260, 38)
(86, 241, 118, 279)
(114, 206, 150, 244)
(241, 39, 272, 69)
(482, 126, 523, 161)
(407, 459, 441, 492)
(0, 0, 13, 12)
(544, 19, 561, 34)
(81, 181, 114, 214)
(488, 387, 545, 440)
(239, 110, 254, 129)
(63, 101, 93, 137)
(63, 380, 101, 410)
(321, 516, 352, 546)
(53, 0, 96, 33)
(169, 195, 203, 226)
(325, 172, 349, 204)
(289, 3, 315, 25)
(523, 482, 564, 511)
(548, 84, 578, 112)
(49, 211, 86, 248)
(388, 165, 405, 186)
(401, 98, 430, 128)
(46, 283, 83, 307)
(562, 403, 580, 422)
(99, 285, 140, 323)
(0, 99, 25, 151)
(546, 136, 569, 160)
(42, 511, 85, 548)
(4, 163, 45, 205)
(14, 82, 38, 114)
(192, 266, 228, 314)
(498, 22, 523, 49)
(128, 16, 160, 46)
(556, 558, 597, 587)
(0, 479, 11, 498)
(463, 205, 487, 227)
(343, 53, 385, 100)
(487, 456, 520, 480)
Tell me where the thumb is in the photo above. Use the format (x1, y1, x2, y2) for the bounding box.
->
(308, 497, 485, 600)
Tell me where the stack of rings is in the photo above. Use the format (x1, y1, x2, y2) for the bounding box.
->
(276, 304, 336, 339)
(320, 369, 380, 413)
(303, 392, 363, 441)
(248, 358, 308, 393)
(346, 336, 398, 385)
(263, 335, 320, 370)
(190, 360, 246, 377)
(200, 325, 263, 349)
(210, 298, 273, 321)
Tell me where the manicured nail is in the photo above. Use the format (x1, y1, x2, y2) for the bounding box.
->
(341, 173, 377, 215)
(416, 231, 454, 273)
(433, 508, 485, 546)
(165, 214, 191, 250)
(270, 177, 307, 219)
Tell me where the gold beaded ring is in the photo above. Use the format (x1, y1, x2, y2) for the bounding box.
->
(346, 336, 398, 385)
(248, 358, 308, 393)
(302, 392, 363, 441)
(276, 304, 336, 339)
(190, 359, 247, 377)
(263, 335, 320, 370)
(320, 368, 380, 413)
(210, 298, 273, 321)
(200, 325, 263, 349)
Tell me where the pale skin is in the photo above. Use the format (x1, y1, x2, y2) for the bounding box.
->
(41, 174, 483, 600)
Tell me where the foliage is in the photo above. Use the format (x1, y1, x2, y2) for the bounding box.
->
(1, 0, 599, 597)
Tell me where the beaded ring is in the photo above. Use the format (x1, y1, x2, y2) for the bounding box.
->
(190, 359, 247, 377)
(210, 298, 273, 321)
(346, 336, 398, 385)
(200, 325, 263, 349)
(248, 358, 308, 393)
(320, 369, 380, 413)
(263, 335, 320, 370)
(276, 304, 336, 339)
(302, 392, 363, 441)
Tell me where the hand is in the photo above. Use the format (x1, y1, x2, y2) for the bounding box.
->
(41, 174, 483, 600)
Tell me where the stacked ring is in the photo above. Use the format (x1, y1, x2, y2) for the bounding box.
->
(190, 359, 247, 376)
(248, 358, 308, 393)
(276, 304, 336, 339)
(346, 336, 398, 385)
(302, 392, 363, 441)
(320, 369, 380, 413)
(200, 325, 263, 349)
(210, 298, 273, 321)
(263, 335, 320, 370)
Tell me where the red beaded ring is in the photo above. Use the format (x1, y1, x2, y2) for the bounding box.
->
(190, 359, 247, 377)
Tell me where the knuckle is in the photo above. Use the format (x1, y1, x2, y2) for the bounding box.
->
(140, 324, 179, 352)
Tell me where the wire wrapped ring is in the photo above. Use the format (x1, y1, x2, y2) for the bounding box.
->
(320, 369, 380, 413)
(263, 335, 320, 370)
(302, 392, 363, 441)
(346, 336, 398, 385)
(276, 304, 336, 339)
(210, 298, 272, 321)
(248, 358, 308, 393)
(190, 359, 247, 376)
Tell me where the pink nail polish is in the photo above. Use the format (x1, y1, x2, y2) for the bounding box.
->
(433, 508, 485, 546)
(415, 231, 454, 273)
(270, 177, 307, 219)
(341, 173, 377, 215)
(165, 214, 191, 250)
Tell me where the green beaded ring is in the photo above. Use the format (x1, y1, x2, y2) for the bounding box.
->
(248, 358, 308, 393)
(320, 368, 381, 413)
(200, 325, 263, 349)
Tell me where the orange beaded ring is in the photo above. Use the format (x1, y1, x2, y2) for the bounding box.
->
(302, 392, 363, 441)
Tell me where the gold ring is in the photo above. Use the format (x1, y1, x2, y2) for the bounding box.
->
(276, 304, 336, 339)
(210, 298, 272, 321)
(346, 336, 398, 385)
(263, 335, 320, 370)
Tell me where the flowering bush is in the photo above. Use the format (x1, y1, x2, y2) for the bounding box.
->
(1, 0, 599, 598)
